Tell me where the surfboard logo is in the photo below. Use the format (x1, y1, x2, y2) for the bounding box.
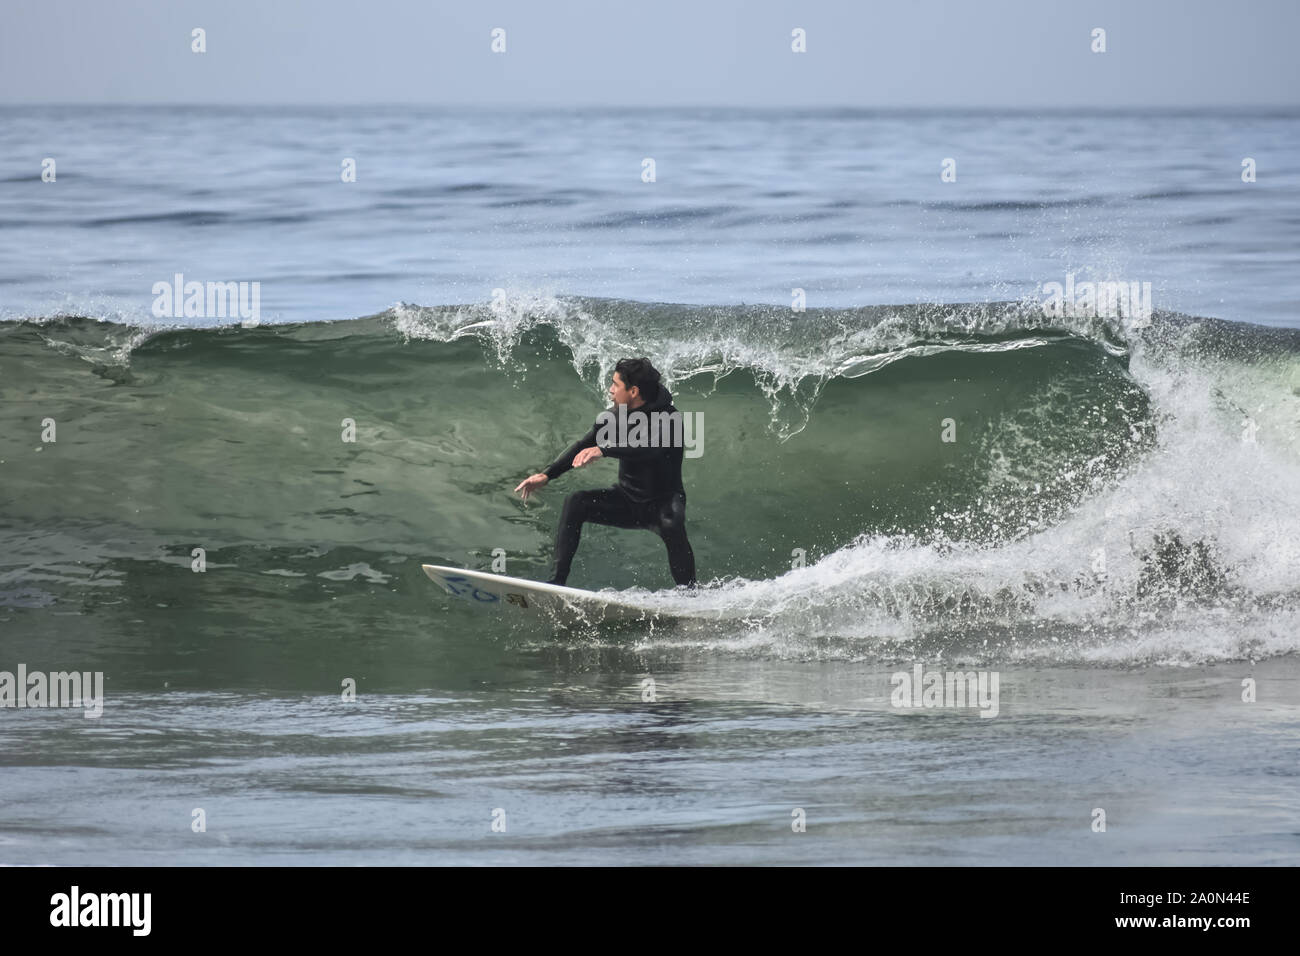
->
(438, 574, 499, 603)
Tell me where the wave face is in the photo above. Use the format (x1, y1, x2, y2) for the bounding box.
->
(3, 296, 1300, 668)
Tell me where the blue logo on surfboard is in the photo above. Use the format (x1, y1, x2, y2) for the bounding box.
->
(438, 574, 499, 603)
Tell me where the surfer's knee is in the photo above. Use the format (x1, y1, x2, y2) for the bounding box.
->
(657, 502, 686, 535)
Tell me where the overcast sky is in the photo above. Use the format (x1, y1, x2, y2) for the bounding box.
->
(1, 0, 1297, 108)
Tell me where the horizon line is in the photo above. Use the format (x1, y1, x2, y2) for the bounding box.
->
(3, 101, 1299, 112)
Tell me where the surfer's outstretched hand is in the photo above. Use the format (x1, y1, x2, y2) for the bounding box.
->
(514, 473, 549, 500)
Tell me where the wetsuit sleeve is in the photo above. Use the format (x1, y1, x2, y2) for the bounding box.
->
(542, 425, 598, 481)
(596, 439, 662, 461)
(597, 408, 681, 460)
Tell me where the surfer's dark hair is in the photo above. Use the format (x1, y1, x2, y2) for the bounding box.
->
(614, 357, 661, 402)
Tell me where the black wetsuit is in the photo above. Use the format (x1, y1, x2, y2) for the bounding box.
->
(542, 386, 697, 587)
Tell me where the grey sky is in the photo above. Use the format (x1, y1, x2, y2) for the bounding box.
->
(1, 0, 1297, 108)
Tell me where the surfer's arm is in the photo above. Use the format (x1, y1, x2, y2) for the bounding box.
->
(597, 421, 666, 461)
(542, 426, 598, 481)
(593, 408, 681, 461)
(595, 441, 661, 461)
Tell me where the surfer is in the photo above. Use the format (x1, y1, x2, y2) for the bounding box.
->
(514, 358, 697, 589)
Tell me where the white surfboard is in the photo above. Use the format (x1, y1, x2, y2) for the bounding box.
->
(421, 564, 687, 624)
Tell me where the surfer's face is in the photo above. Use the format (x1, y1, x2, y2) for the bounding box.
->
(609, 372, 640, 408)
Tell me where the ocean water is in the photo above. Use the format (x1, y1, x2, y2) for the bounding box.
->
(1, 107, 1298, 865)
